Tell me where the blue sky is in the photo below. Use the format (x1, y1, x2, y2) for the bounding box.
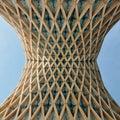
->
(0, 16, 25, 105)
(0, 16, 119, 106)
(98, 20, 120, 106)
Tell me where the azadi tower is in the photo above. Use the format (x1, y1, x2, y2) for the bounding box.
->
(0, 0, 120, 120)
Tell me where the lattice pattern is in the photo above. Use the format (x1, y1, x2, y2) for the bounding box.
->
(0, 0, 120, 120)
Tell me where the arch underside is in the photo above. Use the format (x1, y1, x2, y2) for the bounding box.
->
(0, 0, 120, 120)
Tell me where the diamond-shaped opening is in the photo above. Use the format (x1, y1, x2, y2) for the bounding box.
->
(54, 70, 59, 78)
(43, 53, 49, 61)
(22, 111, 29, 120)
(62, 25, 69, 40)
(49, 58, 53, 65)
(31, 80, 37, 89)
(49, 77, 54, 87)
(58, 37, 64, 47)
(68, 95, 76, 116)
(91, 98, 101, 117)
(22, 89, 29, 100)
(71, 45, 75, 53)
(67, 37, 72, 47)
(66, 52, 70, 59)
(62, 108, 69, 120)
(6, 0, 16, 10)
(78, 45, 83, 55)
(76, 109, 84, 120)
(34, 109, 42, 120)
(44, 9, 52, 29)
(62, 84, 68, 99)
(40, 36, 46, 45)
(49, 37, 54, 46)
(92, 23, 100, 37)
(80, 9, 89, 28)
(58, 53, 63, 60)
(32, 9, 40, 28)
(44, 95, 51, 115)
(68, 59, 72, 66)
(19, 0, 29, 12)
(42, 25, 48, 38)
(57, 77, 63, 87)
(46, 70, 51, 79)
(39, 72, 44, 79)
(57, 9, 64, 30)
(62, 70, 67, 79)
(62, 45, 67, 54)
(79, 96, 88, 116)
(52, 84, 58, 99)
(73, 52, 78, 60)
(101, 100, 113, 118)
(33, 0, 43, 15)
(32, 95, 40, 115)
(70, 71, 75, 79)
(75, 58, 79, 66)
(48, 109, 56, 119)
(62, 0, 73, 16)
(66, 78, 72, 88)
(92, 9, 102, 26)
(56, 59, 59, 65)
(84, 79, 90, 91)
(103, 111, 112, 120)
(92, 0, 101, 11)
(54, 45, 59, 54)
(39, 79, 45, 88)
(51, 52, 56, 60)
(55, 95, 64, 115)
(9, 101, 19, 112)
(41, 85, 48, 99)
(52, 25, 58, 39)
(73, 25, 79, 39)
(66, 64, 70, 72)
(18, 99, 29, 115)
(77, 0, 87, 15)
(47, 44, 52, 53)
(58, 64, 63, 71)
(72, 86, 79, 100)
(47, 0, 58, 16)
(100, 91, 108, 104)
(44, 64, 49, 73)
(19, 9, 29, 24)
(69, 9, 77, 30)
(91, 89, 99, 102)
(32, 24, 38, 36)
(62, 59, 66, 65)
(83, 25, 90, 37)
(90, 110, 96, 120)
(105, 0, 115, 12)
(32, 88, 38, 99)
(51, 64, 56, 72)
(82, 87, 89, 101)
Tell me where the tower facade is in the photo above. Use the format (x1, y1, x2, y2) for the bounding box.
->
(0, 0, 120, 120)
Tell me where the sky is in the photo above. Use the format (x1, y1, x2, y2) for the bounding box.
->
(0, 16, 25, 105)
(0, 16, 120, 106)
(97, 20, 120, 106)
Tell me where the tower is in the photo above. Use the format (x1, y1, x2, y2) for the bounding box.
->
(0, 0, 120, 120)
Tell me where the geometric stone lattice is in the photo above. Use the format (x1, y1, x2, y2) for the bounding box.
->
(0, 0, 120, 120)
